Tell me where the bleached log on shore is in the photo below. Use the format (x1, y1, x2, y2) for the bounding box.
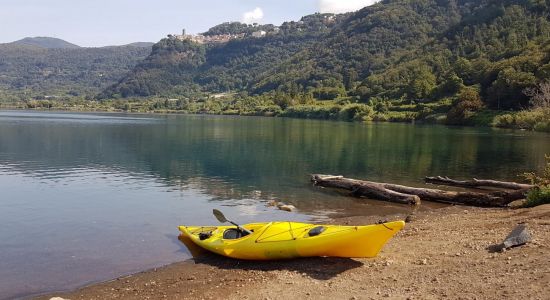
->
(311, 174, 420, 205)
(424, 176, 534, 190)
(311, 174, 530, 207)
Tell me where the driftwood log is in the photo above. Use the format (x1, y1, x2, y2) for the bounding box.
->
(309, 175, 420, 205)
(425, 176, 534, 190)
(311, 174, 532, 207)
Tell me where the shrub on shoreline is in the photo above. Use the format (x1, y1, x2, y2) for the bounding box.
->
(522, 155, 550, 207)
(281, 105, 341, 120)
(492, 109, 550, 132)
(524, 186, 550, 207)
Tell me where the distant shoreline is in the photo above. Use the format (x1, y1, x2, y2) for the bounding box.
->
(1, 106, 548, 134)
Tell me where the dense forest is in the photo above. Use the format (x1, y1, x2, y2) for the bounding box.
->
(0, 43, 151, 99)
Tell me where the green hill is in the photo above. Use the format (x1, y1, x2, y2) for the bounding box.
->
(0, 44, 151, 98)
(103, 0, 550, 116)
(10, 37, 81, 49)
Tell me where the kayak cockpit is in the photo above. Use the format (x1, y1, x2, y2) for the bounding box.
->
(222, 228, 249, 239)
(186, 223, 270, 241)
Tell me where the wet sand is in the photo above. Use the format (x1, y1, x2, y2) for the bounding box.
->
(38, 204, 550, 300)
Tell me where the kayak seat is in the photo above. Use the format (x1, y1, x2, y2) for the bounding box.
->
(308, 226, 326, 237)
(223, 228, 250, 239)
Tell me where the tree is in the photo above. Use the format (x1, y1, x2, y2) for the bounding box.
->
(408, 66, 436, 100)
(446, 87, 483, 124)
(434, 72, 464, 97)
(273, 91, 293, 109)
(487, 68, 537, 109)
(454, 57, 475, 84)
(343, 68, 358, 91)
(524, 80, 550, 109)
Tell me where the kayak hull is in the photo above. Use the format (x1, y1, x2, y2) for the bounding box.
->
(178, 221, 404, 260)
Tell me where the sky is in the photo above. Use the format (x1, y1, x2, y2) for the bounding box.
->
(0, 0, 377, 47)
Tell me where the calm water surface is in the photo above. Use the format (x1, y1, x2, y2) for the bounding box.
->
(0, 111, 548, 299)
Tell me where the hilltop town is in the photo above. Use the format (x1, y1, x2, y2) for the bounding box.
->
(168, 14, 336, 45)
(169, 28, 272, 44)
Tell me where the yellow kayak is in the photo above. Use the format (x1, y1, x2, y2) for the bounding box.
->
(178, 220, 404, 260)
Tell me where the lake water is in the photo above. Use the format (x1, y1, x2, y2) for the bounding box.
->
(0, 111, 548, 299)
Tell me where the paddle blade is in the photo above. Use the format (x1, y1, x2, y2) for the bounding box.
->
(213, 209, 227, 223)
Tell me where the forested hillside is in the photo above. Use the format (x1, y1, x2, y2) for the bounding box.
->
(103, 13, 347, 98)
(2, 0, 549, 130)
(103, 0, 550, 128)
(0, 43, 151, 99)
(355, 0, 550, 110)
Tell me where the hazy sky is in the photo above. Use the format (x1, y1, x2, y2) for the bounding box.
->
(0, 0, 377, 47)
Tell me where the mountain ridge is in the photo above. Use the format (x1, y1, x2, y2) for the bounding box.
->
(10, 37, 81, 49)
(6, 37, 155, 49)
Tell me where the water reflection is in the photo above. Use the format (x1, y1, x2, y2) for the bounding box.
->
(1, 112, 548, 197)
(0, 111, 549, 299)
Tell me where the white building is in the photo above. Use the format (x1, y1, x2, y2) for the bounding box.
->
(252, 30, 266, 38)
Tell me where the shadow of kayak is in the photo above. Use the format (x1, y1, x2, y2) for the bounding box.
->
(178, 234, 364, 280)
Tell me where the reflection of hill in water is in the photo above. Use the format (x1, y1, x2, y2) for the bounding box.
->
(0, 112, 549, 213)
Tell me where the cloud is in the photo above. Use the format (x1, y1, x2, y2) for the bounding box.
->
(242, 7, 264, 24)
(318, 0, 378, 14)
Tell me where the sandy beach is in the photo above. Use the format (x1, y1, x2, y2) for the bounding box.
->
(37, 204, 550, 300)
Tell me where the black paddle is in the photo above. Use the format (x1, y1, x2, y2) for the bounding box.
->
(213, 209, 252, 234)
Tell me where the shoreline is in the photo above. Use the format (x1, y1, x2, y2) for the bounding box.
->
(2, 107, 548, 134)
(37, 205, 550, 300)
